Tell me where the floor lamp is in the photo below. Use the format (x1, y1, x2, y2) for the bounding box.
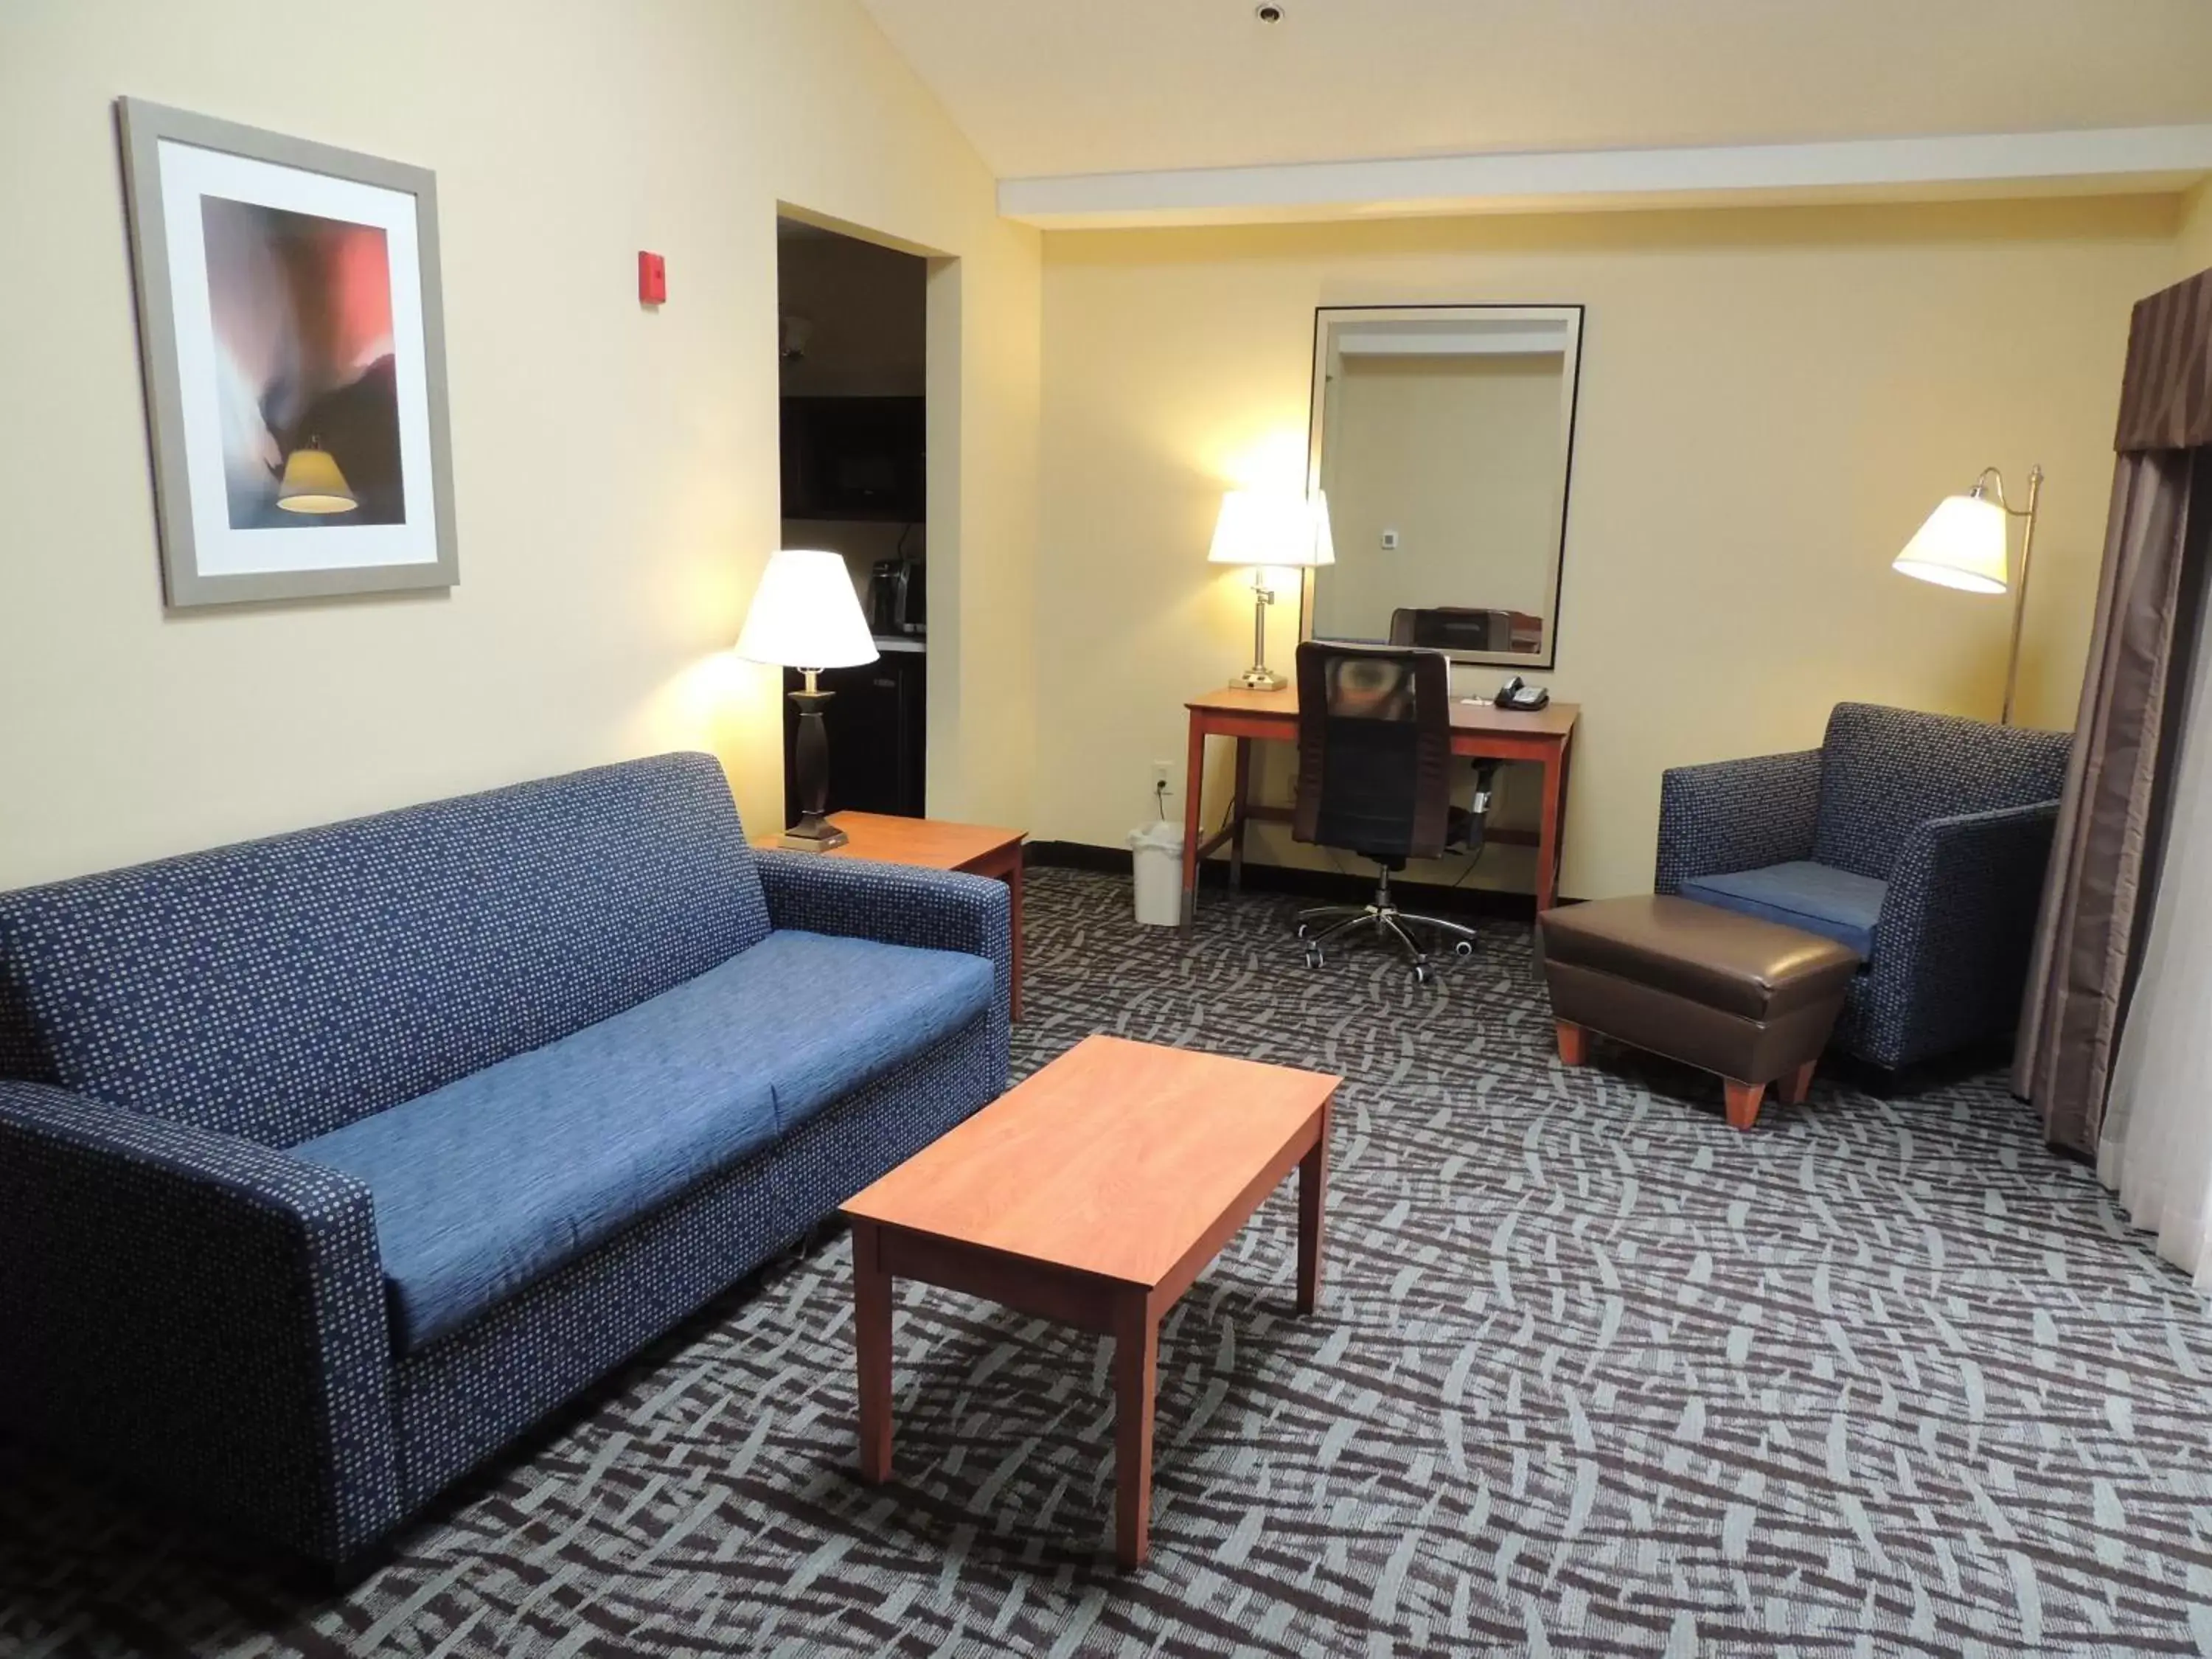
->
(1893, 465, 2045, 726)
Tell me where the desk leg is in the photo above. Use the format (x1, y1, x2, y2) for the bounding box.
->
(1229, 737, 1252, 891)
(1535, 738, 1569, 913)
(1180, 714, 1205, 926)
(1113, 1290, 1160, 1568)
(852, 1221, 894, 1483)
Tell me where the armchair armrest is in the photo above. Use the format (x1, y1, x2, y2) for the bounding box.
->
(757, 855, 1014, 1017)
(1654, 748, 1822, 894)
(1859, 800, 2060, 1068)
(0, 1081, 398, 1563)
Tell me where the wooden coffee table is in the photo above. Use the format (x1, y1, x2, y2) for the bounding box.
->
(755, 811, 1026, 1018)
(840, 1034, 1340, 1568)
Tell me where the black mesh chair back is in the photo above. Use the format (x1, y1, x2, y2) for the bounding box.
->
(1292, 641, 1454, 862)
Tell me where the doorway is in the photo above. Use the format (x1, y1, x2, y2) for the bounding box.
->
(776, 216, 930, 821)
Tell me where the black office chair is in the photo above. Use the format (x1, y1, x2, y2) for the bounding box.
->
(1291, 641, 1497, 982)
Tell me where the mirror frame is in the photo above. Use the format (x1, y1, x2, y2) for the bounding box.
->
(1300, 302, 1585, 672)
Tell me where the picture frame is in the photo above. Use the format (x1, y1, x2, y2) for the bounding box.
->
(116, 98, 459, 608)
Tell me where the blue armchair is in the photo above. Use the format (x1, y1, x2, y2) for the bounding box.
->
(1654, 703, 2072, 1071)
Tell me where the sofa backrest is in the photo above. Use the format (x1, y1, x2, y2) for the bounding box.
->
(0, 753, 771, 1147)
(1812, 703, 2074, 880)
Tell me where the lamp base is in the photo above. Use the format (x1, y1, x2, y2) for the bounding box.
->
(1237, 664, 1287, 691)
(780, 811, 847, 852)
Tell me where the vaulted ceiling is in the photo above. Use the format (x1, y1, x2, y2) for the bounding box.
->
(860, 0, 2212, 181)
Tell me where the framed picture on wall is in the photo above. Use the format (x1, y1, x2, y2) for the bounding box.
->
(116, 99, 458, 608)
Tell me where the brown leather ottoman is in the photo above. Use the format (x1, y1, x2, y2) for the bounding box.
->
(1537, 896, 1860, 1130)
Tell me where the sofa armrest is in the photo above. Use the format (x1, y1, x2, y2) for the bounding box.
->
(757, 854, 1013, 1014)
(1654, 748, 1822, 894)
(0, 1081, 399, 1564)
(1858, 800, 2060, 1068)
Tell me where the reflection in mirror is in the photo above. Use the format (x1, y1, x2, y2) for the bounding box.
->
(1304, 306, 1582, 669)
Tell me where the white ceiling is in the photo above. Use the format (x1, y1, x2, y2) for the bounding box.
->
(860, 0, 2212, 181)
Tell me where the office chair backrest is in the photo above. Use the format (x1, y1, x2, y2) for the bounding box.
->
(1388, 606, 1505, 652)
(1292, 641, 1455, 861)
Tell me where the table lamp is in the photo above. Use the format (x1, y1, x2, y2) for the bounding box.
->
(1892, 465, 2044, 726)
(736, 548, 880, 850)
(1208, 490, 1335, 690)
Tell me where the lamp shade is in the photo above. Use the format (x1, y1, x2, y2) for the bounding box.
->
(735, 549, 879, 669)
(274, 445, 358, 515)
(1893, 493, 2009, 594)
(1207, 490, 1336, 569)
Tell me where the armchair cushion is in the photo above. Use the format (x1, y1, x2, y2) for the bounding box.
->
(1680, 860, 1885, 959)
(298, 929, 991, 1353)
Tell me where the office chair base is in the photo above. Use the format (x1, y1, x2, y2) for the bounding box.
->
(1295, 902, 1476, 981)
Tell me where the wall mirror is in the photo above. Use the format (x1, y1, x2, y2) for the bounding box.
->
(1304, 304, 1583, 670)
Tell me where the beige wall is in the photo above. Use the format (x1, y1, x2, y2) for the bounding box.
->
(1316, 353, 1565, 644)
(2181, 183, 2212, 280)
(0, 0, 1039, 889)
(1033, 198, 2179, 900)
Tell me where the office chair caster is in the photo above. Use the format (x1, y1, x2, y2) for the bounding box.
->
(1412, 961, 1433, 985)
(1453, 939, 1475, 958)
(1304, 943, 1325, 969)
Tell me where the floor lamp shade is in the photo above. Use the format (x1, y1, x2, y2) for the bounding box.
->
(737, 549, 878, 852)
(1893, 494, 2009, 594)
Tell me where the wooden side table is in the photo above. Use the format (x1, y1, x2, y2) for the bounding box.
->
(755, 811, 1026, 1019)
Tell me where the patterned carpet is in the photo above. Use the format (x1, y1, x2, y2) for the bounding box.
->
(6, 866, 2212, 1658)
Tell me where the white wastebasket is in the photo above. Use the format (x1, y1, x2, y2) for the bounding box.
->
(1129, 820, 1186, 926)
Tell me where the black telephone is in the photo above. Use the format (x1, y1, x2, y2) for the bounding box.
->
(1495, 675, 1551, 712)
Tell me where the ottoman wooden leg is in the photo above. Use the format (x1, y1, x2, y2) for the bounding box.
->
(1724, 1079, 1764, 1131)
(1556, 1020, 1590, 1065)
(1778, 1060, 1815, 1105)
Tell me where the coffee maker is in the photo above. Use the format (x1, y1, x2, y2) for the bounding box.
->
(868, 558, 925, 636)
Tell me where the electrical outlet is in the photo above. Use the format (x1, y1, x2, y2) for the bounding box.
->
(1150, 762, 1174, 796)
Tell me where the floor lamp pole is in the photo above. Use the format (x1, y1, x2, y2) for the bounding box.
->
(2000, 465, 2045, 728)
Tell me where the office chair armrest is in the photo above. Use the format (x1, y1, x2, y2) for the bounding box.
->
(1654, 748, 1822, 894)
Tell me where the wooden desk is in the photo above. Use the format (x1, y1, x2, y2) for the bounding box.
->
(1180, 686, 1579, 921)
(843, 1034, 1340, 1567)
(754, 810, 1026, 1018)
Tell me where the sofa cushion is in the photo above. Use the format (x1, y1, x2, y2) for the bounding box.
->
(1680, 860, 1885, 959)
(0, 753, 773, 1147)
(296, 929, 992, 1352)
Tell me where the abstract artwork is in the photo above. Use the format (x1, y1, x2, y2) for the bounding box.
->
(117, 100, 456, 606)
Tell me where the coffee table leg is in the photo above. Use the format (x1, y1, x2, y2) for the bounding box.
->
(852, 1220, 893, 1483)
(1297, 1105, 1330, 1315)
(1113, 1290, 1158, 1569)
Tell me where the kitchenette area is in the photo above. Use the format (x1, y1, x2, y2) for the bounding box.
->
(776, 219, 929, 821)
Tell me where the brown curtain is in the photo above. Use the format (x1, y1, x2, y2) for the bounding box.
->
(2018, 268, 2212, 1152)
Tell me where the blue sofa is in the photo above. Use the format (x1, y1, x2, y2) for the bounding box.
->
(0, 753, 1009, 1567)
(1654, 703, 2070, 1070)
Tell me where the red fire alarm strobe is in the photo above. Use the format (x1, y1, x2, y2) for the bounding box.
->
(638, 251, 667, 305)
